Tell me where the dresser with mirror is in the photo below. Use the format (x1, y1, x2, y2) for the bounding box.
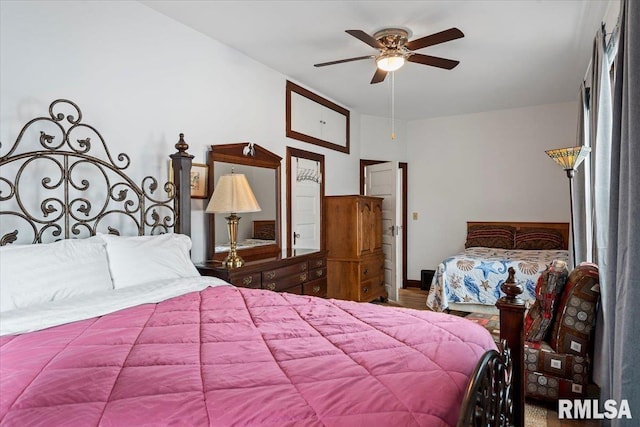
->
(196, 142, 327, 297)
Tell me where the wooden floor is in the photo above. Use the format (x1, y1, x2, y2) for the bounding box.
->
(396, 287, 430, 310)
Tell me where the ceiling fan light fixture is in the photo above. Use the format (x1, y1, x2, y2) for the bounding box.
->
(376, 53, 405, 72)
(318, 27, 464, 84)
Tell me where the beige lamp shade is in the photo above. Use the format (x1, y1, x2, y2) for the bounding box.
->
(205, 173, 261, 214)
(545, 146, 591, 170)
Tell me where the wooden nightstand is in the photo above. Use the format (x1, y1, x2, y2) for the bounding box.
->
(197, 249, 327, 298)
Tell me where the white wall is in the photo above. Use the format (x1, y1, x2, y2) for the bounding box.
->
(406, 101, 578, 279)
(0, 0, 360, 262)
(359, 114, 408, 162)
(0, 1, 589, 277)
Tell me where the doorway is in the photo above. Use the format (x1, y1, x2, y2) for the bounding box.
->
(287, 147, 325, 250)
(360, 160, 408, 289)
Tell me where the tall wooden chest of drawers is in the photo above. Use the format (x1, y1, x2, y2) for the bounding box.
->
(325, 195, 387, 302)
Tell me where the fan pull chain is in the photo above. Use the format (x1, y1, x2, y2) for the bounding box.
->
(391, 71, 396, 140)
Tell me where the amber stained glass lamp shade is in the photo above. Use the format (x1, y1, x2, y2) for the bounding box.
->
(545, 146, 591, 266)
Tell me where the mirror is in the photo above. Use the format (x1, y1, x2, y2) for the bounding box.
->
(206, 143, 282, 262)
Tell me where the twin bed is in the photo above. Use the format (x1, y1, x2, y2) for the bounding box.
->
(0, 100, 517, 426)
(427, 221, 570, 314)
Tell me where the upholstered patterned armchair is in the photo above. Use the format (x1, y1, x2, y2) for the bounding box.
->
(523, 263, 600, 400)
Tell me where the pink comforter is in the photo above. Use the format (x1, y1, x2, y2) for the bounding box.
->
(0, 286, 495, 426)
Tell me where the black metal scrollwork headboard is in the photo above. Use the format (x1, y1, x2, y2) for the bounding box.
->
(0, 99, 193, 245)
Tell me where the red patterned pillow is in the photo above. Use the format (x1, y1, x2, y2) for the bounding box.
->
(515, 228, 564, 250)
(465, 225, 515, 249)
(524, 259, 570, 342)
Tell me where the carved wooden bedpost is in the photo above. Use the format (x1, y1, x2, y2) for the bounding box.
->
(170, 133, 194, 237)
(496, 267, 526, 427)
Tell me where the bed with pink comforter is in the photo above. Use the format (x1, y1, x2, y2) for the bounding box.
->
(1, 284, 495, 426)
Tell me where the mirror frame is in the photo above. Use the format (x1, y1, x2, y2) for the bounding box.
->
(206, 143, 282, 262)
(286, 80, 350, 154)
(286, 147, 325, 250)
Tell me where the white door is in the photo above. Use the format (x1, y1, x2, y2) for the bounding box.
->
(365, 162, 402, 302)
(291, 157, 321, 249)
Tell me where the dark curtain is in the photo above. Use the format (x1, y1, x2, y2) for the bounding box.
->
(600, 0, 640, 425)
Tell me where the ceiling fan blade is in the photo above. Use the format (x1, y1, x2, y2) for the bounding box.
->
(346, 30, 384, 49)
(407, 53, 460, 70)
(314, 55, 374, 67)
(370, 68, 388, 84)
(405, 27, 464, 51)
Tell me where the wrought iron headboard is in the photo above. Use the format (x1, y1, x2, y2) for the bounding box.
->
(0, 99, 193, 245)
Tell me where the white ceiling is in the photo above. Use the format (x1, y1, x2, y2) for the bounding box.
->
(141, 0, 610, 121)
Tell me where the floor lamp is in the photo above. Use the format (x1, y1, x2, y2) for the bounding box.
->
(545, 146, 591, 267)
(206, 172, 261, 268)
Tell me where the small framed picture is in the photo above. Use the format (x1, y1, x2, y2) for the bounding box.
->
(189, 163, 208, 199)
(168, 162, 209, 199)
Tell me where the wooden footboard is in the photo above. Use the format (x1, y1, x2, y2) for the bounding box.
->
(495, 267, 526, 427)
(458, 267, 525, 427)
(456, 341, 513, 427)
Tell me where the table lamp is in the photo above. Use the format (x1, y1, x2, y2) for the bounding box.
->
(206, 172, 261, 268)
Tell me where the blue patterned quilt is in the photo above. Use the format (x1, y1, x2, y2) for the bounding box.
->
(426, 247, 569, 311)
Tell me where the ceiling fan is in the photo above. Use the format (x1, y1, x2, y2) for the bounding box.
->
(314, 27, 464, 84)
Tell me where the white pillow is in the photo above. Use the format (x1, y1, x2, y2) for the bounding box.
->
(0, 238, 114, 313)
(99, 233, 199, 289)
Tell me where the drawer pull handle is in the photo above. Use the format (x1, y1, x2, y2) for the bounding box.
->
(265, 271, 276, 280)
(300, 273, 307, 281)
(300, 264, 307, 271)
(363, 268, 368, 275)
(265, 283, 276, 291)
(243, 276, 253, 286)
(363, 287, 369, 294)
(316, 270, 323, 277)
(312, 285, 321, 293)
